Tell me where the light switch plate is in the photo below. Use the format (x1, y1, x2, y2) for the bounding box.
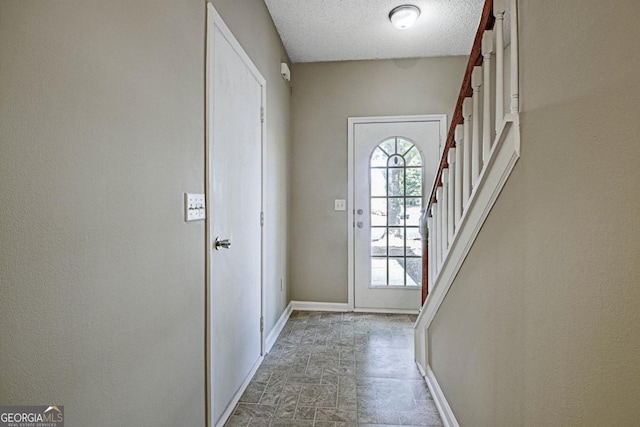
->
(334, 199, 346, 211)
(185, 193, 206, 222)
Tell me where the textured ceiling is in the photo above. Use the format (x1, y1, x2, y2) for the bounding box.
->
(264, 0, 486, 63)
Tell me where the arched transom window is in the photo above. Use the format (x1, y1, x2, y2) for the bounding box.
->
(369, 137, 423, 287)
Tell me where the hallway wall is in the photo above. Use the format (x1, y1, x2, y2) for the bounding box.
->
(428, 0, 640, 425)
(290, 57, 466, 303)
(0, 1, 206, 424)
(0, 0, 291, 424)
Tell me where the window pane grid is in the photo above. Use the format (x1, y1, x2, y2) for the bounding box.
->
(369, 137, 423, 288)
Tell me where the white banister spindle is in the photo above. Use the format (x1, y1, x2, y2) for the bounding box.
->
(510, 0, 520, 113)
(447, 150, 455, 241)
(427, 214, 433, 285)
(462, 98, 472, 207)
(454, 125, 463, 224)
(436, 187, 443, 266)
(471, 66, 482, 185)
(441, 170, 449, 251)
(494, 0, 505, 130)
(481, 30, 494, 164)
(430, 206, 437, 274)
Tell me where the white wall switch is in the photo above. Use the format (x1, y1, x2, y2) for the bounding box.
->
(185, 193, 206, 222)
(334, 199, 346, 211)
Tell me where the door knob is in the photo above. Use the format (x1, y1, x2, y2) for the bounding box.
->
(356, 221, 364, 229)
(214, 237, 231, 250)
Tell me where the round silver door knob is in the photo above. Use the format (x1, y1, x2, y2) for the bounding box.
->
(214, 237, 231, 250)
(356, 221, 364, 229)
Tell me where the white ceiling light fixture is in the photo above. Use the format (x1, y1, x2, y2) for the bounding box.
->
(389, 5, 421, 30)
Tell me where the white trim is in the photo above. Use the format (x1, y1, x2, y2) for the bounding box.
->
(425, 366, 460, 427)
(353, 307, 419, 314)
(206, 5, 266, 86)
(206, 4, 268, 426)
(214, 355, 264, 427)
(264, 302, 293, 353)
(347, 121, 355, 310)
(347, 115, 447, 312)
(290, 300, 418, 314)
(291, 301, 350, 312)
(415, 114, 520, 334)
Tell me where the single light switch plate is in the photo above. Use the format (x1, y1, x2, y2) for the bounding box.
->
(185, 193, 206, 222)
(334, 199, 346, 211)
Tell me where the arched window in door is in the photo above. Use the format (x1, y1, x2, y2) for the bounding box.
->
(369, 137, 423, 287)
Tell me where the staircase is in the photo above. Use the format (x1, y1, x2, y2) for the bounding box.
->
(414, 0, 522, 424)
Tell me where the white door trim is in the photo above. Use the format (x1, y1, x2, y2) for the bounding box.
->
(347, 115, 447, 311)
(205, 4, 267, 426)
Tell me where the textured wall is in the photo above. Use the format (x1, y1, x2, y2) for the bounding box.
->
(290, 57, 466, 303)
(429, 0, 640, 425)
(0, 0, 291, 424)
(211, 0, 292, 343)
(0, 0, 205, 424)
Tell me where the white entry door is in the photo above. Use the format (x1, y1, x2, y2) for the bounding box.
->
(207, 5, 264, 426)
(352, 118, 443, 312)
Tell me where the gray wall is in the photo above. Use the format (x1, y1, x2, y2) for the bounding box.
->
(290, 57, 467, 302)
(428, 0, 640, 425)
(0, 0, 291, 424)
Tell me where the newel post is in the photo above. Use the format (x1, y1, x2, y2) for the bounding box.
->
(430, 205, 438, 277)
(421, 209, 429, 303)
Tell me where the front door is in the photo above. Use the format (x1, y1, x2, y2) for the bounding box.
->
(353, 119, 442, 312)
(207, 5, 264, 426)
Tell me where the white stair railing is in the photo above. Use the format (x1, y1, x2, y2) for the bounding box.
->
(424, 0, 520, 293)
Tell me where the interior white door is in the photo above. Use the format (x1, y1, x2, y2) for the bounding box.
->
(353, 120, 441, 311)
(207, 6, 263, 426)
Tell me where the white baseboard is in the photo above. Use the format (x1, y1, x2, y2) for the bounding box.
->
(425, 366, 459, 427)
(264, 302, 293, 353)
(353, 307, 419, 315)
(290, 300, 350, 312)
(215, 355, 264, 427)
(290, 301, 419, 314)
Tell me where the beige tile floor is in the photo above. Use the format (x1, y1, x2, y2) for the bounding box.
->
(226, 311, 442, 427)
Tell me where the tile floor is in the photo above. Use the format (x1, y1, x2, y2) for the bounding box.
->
(226, 311, 442, 427)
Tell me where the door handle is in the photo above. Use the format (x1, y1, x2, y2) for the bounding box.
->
(214, 237, 231, 250)
(356, 221, 364, 229)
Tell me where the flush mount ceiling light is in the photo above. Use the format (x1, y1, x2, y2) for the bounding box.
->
(389, 5, 421, 30)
